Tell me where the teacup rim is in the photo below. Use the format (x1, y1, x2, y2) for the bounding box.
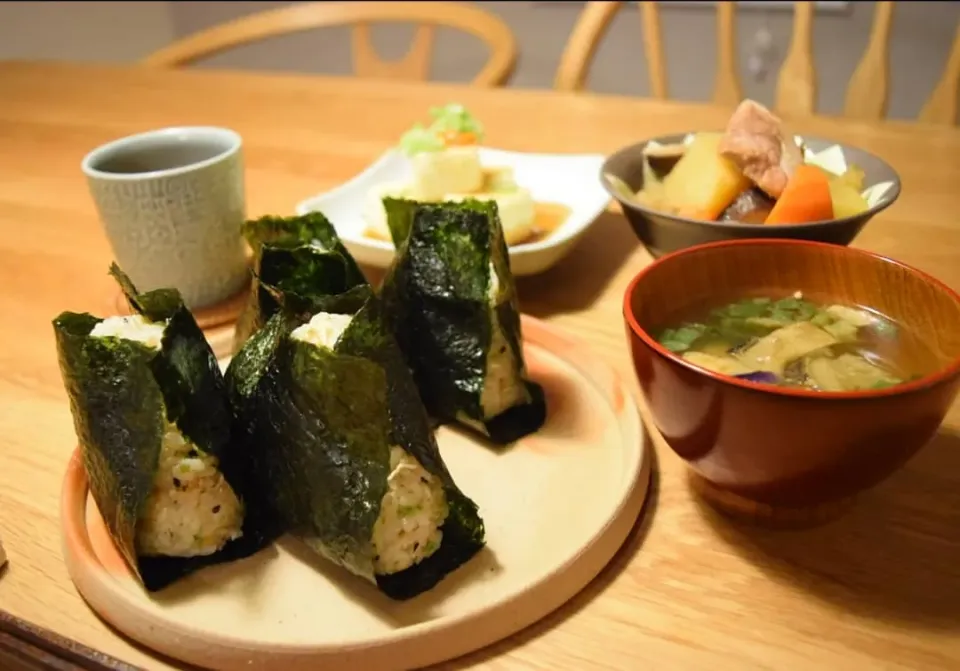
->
(81, 126, 242, 182)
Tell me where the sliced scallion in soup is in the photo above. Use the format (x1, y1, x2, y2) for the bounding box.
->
(656, 294, 921, 391)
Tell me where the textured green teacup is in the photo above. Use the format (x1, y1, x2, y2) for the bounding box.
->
(81, 126, 248, 309)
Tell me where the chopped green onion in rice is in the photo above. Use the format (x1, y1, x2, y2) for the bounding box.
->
(372, 446, 449, 574)
(137, 422, 243, 557)
(481, 262, 528, 418)
(90, 314, 244, 558)
(136, 422, 244, 557)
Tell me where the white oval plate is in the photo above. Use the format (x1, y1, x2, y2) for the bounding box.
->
(61, 315, 651, 671)
(295, 147, 611, 276)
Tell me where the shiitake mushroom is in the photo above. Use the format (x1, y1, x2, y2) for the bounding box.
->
(719, 188, 776, 225)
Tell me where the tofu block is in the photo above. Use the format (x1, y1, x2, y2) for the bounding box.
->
(410, 146, 484, 200)
(363, 180, 410, 241)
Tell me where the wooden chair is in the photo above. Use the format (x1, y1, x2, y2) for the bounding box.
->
(142, 1, 518, 87)
(555, 1, 960, 126)
(919, 21, 960, 125)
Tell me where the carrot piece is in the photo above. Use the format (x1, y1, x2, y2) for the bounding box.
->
(439, 130, 477, 147)
(764, 164, 835, 225)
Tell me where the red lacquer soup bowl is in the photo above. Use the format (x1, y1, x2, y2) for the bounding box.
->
(623, 238, 960, 516)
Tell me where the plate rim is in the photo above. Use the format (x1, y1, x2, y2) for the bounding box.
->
(60, 314, 651, 670)
(294, 146, 612, 258)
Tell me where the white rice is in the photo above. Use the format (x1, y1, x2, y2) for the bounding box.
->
(90, 314, 244, 558)
(487, 262, 500, 302)
(480, 263, 528, 419)
(372, 446, 449, 574)
(136, 423, 244, 557)
(90, 314, 167, 350)
(291, 311, 353, 349)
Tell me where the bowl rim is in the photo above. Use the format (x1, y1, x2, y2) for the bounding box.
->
(622, 238, 960, 400)
(599, 131, 902, 230)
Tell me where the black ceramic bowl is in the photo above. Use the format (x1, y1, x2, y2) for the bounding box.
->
(600, 132, 902, 258)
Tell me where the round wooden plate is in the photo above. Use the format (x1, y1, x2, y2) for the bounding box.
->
(60, 316, 651, 671)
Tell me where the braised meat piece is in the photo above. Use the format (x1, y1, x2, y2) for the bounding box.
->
(718, 99, 804, 199)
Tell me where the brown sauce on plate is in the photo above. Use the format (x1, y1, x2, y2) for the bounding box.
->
(365, 226, 391, 243)
(518, 202, 571, 245)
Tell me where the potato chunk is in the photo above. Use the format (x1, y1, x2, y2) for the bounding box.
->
(661, 133, 751, 220)
(828, 177, 870, 219)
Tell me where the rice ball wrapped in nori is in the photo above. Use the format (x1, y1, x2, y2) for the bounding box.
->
(379, 198, 547, 445)
(53, 265, 271, 591)
(225, 287, 485, 600)
(233, 211, 368, 351)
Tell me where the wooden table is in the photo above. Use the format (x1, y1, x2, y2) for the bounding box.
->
(1, 61, 960, 671)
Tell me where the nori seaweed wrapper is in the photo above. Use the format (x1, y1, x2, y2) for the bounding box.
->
(233, 212, 368, 350)
(379, 198, 546, 445)
(53, 265, 272, 592)
(224, 286, 485, 600)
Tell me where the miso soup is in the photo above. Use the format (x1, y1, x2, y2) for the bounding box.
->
(656, 293, 928, 391)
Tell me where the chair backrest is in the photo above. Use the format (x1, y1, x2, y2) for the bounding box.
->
(142, 1, 518, 87)
(553, 1, 744, 105)
(920, 21, 960, 125)
(555, 1, 960, 126)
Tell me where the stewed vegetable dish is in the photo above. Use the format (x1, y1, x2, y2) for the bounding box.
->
(626, 99, 891, 226)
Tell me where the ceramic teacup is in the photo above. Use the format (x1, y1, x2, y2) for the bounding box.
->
(82, 126, 249, 309)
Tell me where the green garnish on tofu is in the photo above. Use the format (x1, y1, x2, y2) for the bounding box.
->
(398, 103, 486, 156)
(429, 103, 484, 138)
(399, 125, 445, 155)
